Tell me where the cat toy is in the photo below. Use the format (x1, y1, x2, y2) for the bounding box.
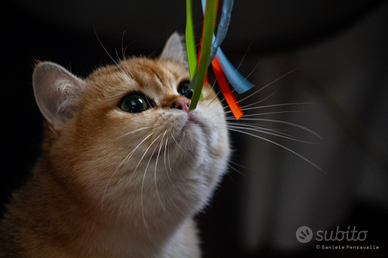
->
(186, 0, 254, 120)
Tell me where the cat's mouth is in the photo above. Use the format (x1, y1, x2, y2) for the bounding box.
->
(184, 113, 205, 130)
(171, 112, 206, 138)
(171, 111, 211, 146)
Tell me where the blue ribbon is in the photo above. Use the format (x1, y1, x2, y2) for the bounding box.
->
(201, 0, 254, 94)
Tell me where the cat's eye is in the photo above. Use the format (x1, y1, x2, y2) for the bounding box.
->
(120, 94, 149, 113)
(177, 80, 192, 99)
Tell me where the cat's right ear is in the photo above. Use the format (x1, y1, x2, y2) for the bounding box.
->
(33, 62, 84, 132)
(159, 32, 187, 65)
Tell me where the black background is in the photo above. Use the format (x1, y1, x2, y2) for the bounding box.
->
(1, 1, 387, 257)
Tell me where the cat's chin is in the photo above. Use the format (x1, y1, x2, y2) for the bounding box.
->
(168, 111, 209, 154)
(183, 112, 206, 131)
(174, 111, 212, 142)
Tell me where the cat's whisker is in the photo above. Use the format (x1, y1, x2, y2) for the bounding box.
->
(139, 134, 163, 235)
(205, 110, 231, 124)
(171, 134, 188, 155)
(167, 136, 174, 179)
(154, 131, 168, 212)
(225, 61, 261, 98)
(207, 89, 225, 109)
(225, 102, 314, 114)
(235, 42, 253, 72)
(164, 136, 176, 188)
(94, 28, 135, 88)
(210, 78, 218, 90)
(134, 134, 162, 173)
(227, 110, 302, 118)
(115, 49, 121, 63)
(94, 28, 120, 66)
(120, 31, 130, 60)
(101, 133, 154, 210)
(196, 55, 260, 111)
(141, 149, 159, 236)
(227, 163, 247, 177)
(204, 88, 231, 116)
(228, 127, 323, 172)
(203, 91, 223, 112)
(208, 78, 276, 113)
(227, 91, 278, 111)
(118, 127, 150, 139)
(122, 44, 130, 60)
(229, 159, 249, 170)
(237, 61, 261, 88)
(215, 121, 273, 137)
(227, 123, 318, 144)
(230, 117, 322, 140)
(211, 44, 256, 99)
(236, 68, 298, 105)
(228, 122, 299, 139)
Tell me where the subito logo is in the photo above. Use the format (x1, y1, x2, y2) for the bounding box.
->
(296, 226, 313, 243)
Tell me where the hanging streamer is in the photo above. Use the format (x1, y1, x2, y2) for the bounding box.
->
(215, 48, 254, 94)
(201, 0, 232, 61)
(202, 0, 245, 118)
(186, 0, 252, 118)
(185, 0, 197, 80)
(196, 17, 209, 85)
(212, 57, 243, 120)
(188, 0, 218, 111)
(201, 0, 254, 94)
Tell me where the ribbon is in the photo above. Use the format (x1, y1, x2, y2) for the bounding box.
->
(201, 0, 254, 94)
(186, 0, 250, 119)
(185, 0, 197, 80)
(188, 0, 218, 111)
(212, 57, 243, 119)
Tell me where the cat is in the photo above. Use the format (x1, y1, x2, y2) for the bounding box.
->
(0, 33, 230, 258)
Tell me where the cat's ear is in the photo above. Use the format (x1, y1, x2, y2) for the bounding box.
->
(159, 32, 187, 65)
(33, 62, 84, 131)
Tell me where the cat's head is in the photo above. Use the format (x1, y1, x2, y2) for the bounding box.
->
(32, 33, 230, 219)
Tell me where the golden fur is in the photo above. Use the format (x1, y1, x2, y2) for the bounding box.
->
(0, 33, 230, 257)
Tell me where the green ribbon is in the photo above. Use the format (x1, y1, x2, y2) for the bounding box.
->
(185, 0, 197, 80)
(188, 0, 217, 111)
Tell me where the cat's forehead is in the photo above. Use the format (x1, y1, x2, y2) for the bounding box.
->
(87, 58, 189, 99)
(123, 58, 186, 92)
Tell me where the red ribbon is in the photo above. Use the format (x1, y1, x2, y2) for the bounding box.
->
(211, 57, 243, 120)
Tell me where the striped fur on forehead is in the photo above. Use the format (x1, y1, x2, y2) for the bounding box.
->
(120, 58, 185, 90)
(86, 57, 189, 99)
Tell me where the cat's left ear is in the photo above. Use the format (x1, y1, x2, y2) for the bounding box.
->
(159, 32, 187, 65)
(33, 62, 85, 132)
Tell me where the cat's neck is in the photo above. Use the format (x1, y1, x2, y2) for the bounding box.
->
(26, 156, 200, 257)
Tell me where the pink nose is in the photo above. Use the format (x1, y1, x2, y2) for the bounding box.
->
(173, 98, 190, 112)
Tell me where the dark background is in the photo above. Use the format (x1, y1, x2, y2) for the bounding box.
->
(1, 1, 388, 257)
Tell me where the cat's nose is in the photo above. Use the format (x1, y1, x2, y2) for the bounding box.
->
(172, 98, 190, 113)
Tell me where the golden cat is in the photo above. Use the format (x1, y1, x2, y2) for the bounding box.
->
(0, 33, 230, 257)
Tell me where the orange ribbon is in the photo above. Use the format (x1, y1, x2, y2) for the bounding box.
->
(211, 57, 243, 120)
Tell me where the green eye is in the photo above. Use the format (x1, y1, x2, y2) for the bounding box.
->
(120, 94, 149, 113)
(177, 80, 192, 99)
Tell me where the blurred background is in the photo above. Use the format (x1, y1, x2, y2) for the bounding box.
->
(1, 0, 388, 257)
